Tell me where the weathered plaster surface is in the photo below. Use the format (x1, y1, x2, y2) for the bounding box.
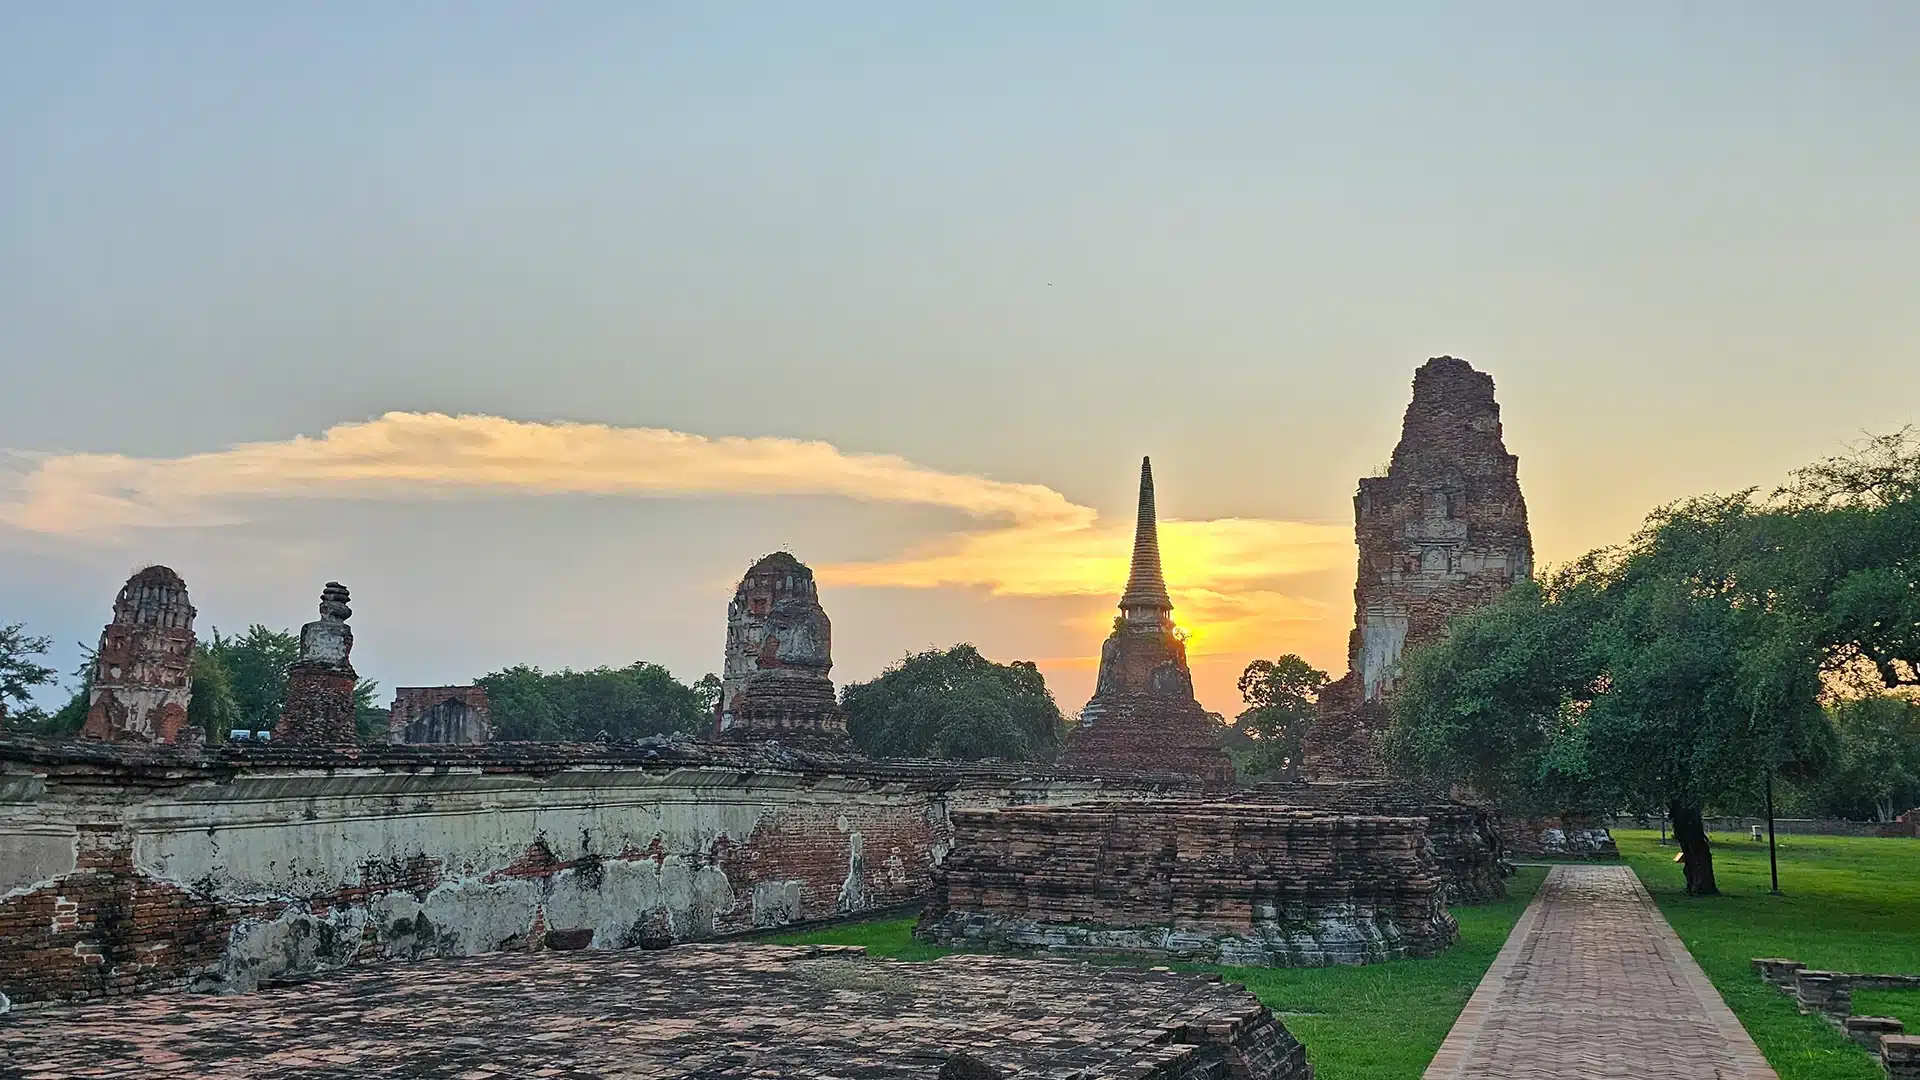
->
(0, 737, 1187, 1006)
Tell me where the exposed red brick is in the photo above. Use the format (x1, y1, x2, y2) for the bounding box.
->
(714, 552, 848, 747)
(78, 566, 197, 746)
(1308, 358, 1533, 779)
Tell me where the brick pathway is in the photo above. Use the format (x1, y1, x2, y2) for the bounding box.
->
(1425, 864, 1778, 1079)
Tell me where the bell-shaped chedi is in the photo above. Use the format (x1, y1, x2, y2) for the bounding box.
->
(1306, 357, 1533, 779)
(714, 552, 848, 747)
(80, 566, 198, 745)
(1061, 458, 1235, 786)
(274, 582, 362, 746)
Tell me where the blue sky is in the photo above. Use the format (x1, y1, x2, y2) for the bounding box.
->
(3, 4, 1916, 713)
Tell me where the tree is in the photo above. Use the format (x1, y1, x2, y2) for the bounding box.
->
(354, 680, 388, 742)
(477, 663, 709, 742)
(40, 645, 96, 737)
(202, 626, 301, 730)
(693, 673, 722, 716)
(1231, 655, 1329, 780)
(1794, 696, 1920, 822)
(842, 644, 1064, 762)
(186, 644, 241, 742)
(0, 623, 58, 729)
(1775, 427, 1920, 692)
(1387, 494, 1836, 896)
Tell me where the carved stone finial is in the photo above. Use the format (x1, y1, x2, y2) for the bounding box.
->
(318, 582, 352, 623)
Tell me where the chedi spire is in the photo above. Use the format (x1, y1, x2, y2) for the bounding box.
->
(1118, 457, 1172, 625)
(713, 552, 849, 748)
(274, 582, 361, 746)
(1061, 458, 1233, 787)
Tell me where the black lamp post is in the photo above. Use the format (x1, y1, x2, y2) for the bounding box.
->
(1766, 769, 1780, 895)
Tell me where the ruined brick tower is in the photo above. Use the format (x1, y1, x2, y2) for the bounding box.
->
(80, 566, 197, 745)
(274, 582, 361, 746)
(388, 686, 492, 745)
(1062, 458, 1234, 786)
(714, 552, 849, 747)
(1306, 357, 1533, 779)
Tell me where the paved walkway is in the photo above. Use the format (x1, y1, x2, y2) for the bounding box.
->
(1425, 864, 1778, 1079)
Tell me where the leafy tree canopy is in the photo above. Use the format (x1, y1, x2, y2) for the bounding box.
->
(1230, 654, 1329, 781)
(1387, 431, 1919, 895)
(201, 626, 301, 730)
(0, 623, 58, 729)
(1387, 494, 1837, 896)
(477, 662, 710, 742)
(186, 644, 241, 742)
(842, 644, 1064, 762)
(1792, 695, 1920, 823)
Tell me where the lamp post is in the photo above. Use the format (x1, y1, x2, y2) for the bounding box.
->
(1766, 770, 1780, 895)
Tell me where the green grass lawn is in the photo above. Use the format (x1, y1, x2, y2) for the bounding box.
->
(767, 867, 1545, 1080)
(1617, 829, 1920, 1080)
(1851, 988, 1920, 1033)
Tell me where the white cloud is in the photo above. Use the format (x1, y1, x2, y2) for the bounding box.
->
(0, 412, 1350, 658)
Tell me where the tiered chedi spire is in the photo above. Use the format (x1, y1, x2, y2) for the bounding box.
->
(713, 551, 849, 747)
(1118, 457, 1173, 626)
(1061, 457, 1234, 786)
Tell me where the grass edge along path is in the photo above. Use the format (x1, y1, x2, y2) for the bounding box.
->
(1617, 829, 1920, 1080)
(767, 866, 1546, 1080)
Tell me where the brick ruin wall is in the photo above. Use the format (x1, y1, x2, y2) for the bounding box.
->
(0, 736, 1193, 1008)
(1234, 781, 1508, 903)
(1500, 813, 1621, 858)
(917, 802, 1458, 966)
(388, 686, 492, 745)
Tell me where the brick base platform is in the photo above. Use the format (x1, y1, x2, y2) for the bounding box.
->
(920, 801, 1457, 966)
(0, 944, 1311, 1079)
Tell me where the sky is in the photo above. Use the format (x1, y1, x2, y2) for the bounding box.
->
(3, 3, 1916, 717)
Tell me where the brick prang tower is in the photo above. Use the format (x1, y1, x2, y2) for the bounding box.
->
(1306, 357, 1533, 779)
(79, 566, 197, 745)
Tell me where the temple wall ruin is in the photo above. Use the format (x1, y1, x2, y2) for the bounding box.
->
(0, 736, 1190, 1008)
(918, 802, 1459, 966)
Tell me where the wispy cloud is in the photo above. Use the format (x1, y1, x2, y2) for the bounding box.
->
(0, 412, 1349, 659)
(0, 412, 1089, 535)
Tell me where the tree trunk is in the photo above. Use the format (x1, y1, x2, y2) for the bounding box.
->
(1670, 802, 1718, 895)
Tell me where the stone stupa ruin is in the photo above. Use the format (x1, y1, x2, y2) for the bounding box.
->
(79, 565, 198, 746)
(1306, 357, 1534, 779)
(713, 551, 850, 748)
(1061, 457, 1234, 786)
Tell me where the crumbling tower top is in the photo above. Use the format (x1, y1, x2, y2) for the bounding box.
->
(79, 565, 197, 745)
